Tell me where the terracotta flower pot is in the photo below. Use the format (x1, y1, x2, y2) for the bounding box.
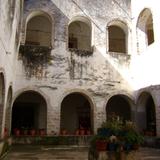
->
(15, 129, 20, 136)
(75, 129, 79, 135)
(30, 129, 36, 136)
(79, 129, 85, 135)
(40, 129, 45, 136)
(23, 130, 28, 136)
(86, 130, 91, 135)
(4, 128, 8, 138)
(96, 140, 107, 151)
(61, 129, 67, 135)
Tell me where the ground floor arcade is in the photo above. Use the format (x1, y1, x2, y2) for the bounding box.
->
(2, 89, 157, 137)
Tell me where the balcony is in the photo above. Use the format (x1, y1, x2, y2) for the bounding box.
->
(69, 48, 93, 57)
(19, 44, 52, 62)
(19, 44, 52, 78)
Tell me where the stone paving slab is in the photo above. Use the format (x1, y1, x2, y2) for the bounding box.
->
(2, 145, 160, 160)
(139, 148, 160, 160)
(2, 145, 88, 160)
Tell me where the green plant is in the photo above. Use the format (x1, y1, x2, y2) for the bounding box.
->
(92, 114, 144, 151)
(1, 141, 9, 157)
(100, 114, 123, 136)
(122, 121, 144, 145)
(124, 130, 144, 145)
(90, 113, 144, 158)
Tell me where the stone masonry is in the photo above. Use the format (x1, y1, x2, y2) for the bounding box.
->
(0, 0, 160, 138)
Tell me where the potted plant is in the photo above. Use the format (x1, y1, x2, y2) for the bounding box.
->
(4, 128, 8, 138)
(89, 113, 144, 159)
(90, 135, 108, 152)
(22, 127, 28, 136)
(14, 128, 20, 136)
(86, 129, 91, 135)
(100, 114, 123, 137)
(75, 129, 79, 135)
(79, 128, 85, 135)
(30, 129, 36, 136)
(39, 129, 46, 136)
(123, 122, 144, 150)
(61, 129, 68, 135)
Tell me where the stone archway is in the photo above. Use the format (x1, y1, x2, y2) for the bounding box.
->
(11, 91, 47, 135)
(0, 73, 5, 136)
(137, 92, 156, 135)
(106, 95, 131, 121)
(60, 92, 93, 135)
(5, 86, 12, 135)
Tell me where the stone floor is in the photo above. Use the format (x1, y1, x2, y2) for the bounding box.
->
(139, 148, 160, 160)
(2, 145, 88, 160)
(2, 145, 160, 160)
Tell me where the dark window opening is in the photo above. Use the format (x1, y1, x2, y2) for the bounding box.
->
(106, 95, 131, 121)
(26, 15, 51, 47)
(68, 37, 78, 49)
(108, 26, 126, 53)
(68, 21, 91, 51)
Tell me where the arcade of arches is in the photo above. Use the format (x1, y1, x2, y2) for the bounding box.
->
(1, 91, 154, 136)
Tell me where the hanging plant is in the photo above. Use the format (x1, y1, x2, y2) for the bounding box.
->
(69, 48, 93, 57)
(19, 44, 52, 78)
(19, 44, 52, 63)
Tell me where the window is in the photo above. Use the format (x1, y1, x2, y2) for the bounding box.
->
(146, 15, 154, 45)
(26, 15, 51, 47)
(69, 36, 78, 49)
(108, 25, 126, 53)
(68, 21, 91, 51)
(137, 8, 154, 53)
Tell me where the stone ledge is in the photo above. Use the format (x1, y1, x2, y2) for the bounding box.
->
(12, 135, 93, 146)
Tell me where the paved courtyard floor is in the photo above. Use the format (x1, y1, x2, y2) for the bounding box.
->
(2, 145, 88, 160)
(2, 145, 160, 160)
(139, 147, 160, 160)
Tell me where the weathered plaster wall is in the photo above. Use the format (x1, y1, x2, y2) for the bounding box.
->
(0, 0, 23, 136)
(131, 0, 160, 89)
(14, 0, 133, 134)
(1, 0, 160, 136)
(131, 0, 160, 136)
